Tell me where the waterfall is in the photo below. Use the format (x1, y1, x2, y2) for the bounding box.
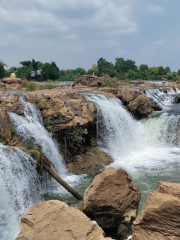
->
(145, 88, 176, 109)
(0, 145, 41, 240)
(9, 97, 68, 180)
(86, 93, 180, 208)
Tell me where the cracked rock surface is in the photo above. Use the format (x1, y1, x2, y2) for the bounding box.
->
(15, 200, 113, 240)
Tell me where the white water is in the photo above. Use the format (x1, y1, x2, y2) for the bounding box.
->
(145, 87, 180, 109)
(0, 145, 41, 240)
(0, 97, 83, 240)
(86, 93, 180, 207)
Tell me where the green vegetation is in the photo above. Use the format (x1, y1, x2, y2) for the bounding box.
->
(0, 60, 7, 79)
(2, 57, 180, 82)
(21, 81, 37, 91)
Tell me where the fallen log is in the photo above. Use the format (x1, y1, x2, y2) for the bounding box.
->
(41, 158, 83, 200)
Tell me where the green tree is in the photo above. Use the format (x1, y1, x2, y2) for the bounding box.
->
(88, 64, 98, 75)
(164, 66, 171, 74)
(139, 64, 148, 80)
(97, 58, 116, 77)
(74, 67, 87, 75)
(0, 60, 7, 79)
(5, 66, 17, 77)
(148, 67, 159, 79)
(158, 66, 165, 75)
(115, 58, 138, 73)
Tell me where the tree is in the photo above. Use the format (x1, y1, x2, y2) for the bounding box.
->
(115, 58, 138, 73)
(164, 66, 171, 74)
(48, 62, 59, 80)
(139, 64, 148, 73)
(5, 66, 17, 77)
(139, 64, 148, 80)
(88, 64, 98, 75)
(0, 60, 6, 79)
(73, 68, 87, 75)
(178, 68, 180, 75)
(97, 58, 116, 77)
(158, 66, 165, 75)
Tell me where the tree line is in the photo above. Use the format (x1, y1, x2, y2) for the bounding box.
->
(0, 58, 180, 81)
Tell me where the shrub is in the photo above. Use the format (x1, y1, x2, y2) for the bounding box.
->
(21, 81, 36, 91)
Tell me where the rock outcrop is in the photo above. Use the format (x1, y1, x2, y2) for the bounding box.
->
(16, 200, 113, 240)
(73, 74, 129, 88)
(79, 167, 141, 240)
(1, 78, 24, 84)
(132, 181, 180, 240)
(128, 94, 161, 118)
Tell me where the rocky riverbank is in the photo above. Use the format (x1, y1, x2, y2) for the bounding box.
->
(15, 167, 180, 240)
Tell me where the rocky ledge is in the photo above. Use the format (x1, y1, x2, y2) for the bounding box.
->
(0, 88, 112, 174)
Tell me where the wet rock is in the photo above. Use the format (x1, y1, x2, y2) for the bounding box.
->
(128, 95, 161, 118)
(67, 147, 113, 174)
(15, 200, 113, 240)
(79, 167, 141, 240)
(132, 181, 180, 240)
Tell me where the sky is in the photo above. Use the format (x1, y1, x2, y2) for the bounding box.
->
(0, 0, 180, 71)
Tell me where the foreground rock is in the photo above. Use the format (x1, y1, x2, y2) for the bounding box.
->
(16, 200, 113, 240)
(80, 167, 141, 240)
(132, 182, 180, 240)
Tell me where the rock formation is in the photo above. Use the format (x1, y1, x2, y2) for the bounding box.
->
(132, 181, 180, 240)
(15, 200, 113, 240)
(0, 88, 112, 174)
(79, 167, 141, 240)
(1, 78, 24, 84)
(73, 74, 128, 88)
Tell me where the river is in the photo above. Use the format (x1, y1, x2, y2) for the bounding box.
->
(1, 88, 180, 239)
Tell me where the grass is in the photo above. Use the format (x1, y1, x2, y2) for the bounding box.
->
(44, 80, 58, 89)
(101, 80, 119, 88)
(21, 81, 37, 91)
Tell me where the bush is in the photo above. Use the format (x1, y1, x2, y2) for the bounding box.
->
(101, 80, 119, 88)
(21, 81, 36, 91)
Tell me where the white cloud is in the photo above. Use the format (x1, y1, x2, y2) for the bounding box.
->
(147, 3, 165, 14)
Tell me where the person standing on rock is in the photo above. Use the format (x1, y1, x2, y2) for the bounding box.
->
(30, 70, 36, 81)
(37, 68, 42, 82)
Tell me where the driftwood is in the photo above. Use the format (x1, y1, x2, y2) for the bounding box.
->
(1, 78, 24, 84)
(41, 157, 83, 200)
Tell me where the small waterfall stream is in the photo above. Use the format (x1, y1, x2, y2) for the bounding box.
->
(0, 145, 41, 240)
(86, 92, 180, 209)
(0, 97, 82, 240)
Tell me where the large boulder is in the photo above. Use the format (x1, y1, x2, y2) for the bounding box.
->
(128, 94, 161, 118)
(117, 88, 143, 105)
(79, 167, 141, 240)
(15, 200, 113, 240)
(132, 182, 180, 240)
(1, 78, 24, 84)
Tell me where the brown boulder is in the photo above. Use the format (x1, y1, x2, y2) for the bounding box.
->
(117, 88, 143, 105)
(128, 94, 161, 118)
(2, 78, 24, 84)
(79, 167, 141, 240)
(15, 200, 113, 240)
(132, 182, 180, 240)
(67, 147, 113, 174)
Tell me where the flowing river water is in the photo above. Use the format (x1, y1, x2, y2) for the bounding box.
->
(1, 89, 180, 239)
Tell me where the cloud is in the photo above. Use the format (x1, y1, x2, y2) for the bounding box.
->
(147, 3, 165, 14)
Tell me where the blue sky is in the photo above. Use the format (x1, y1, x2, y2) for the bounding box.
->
(0, 0, 179, 71)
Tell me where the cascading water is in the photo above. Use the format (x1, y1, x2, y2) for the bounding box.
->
(0, 97, 83, 240)
(0, 145, 41, 240)
(145, 87, 180, 109)
(86, 93, 180, 208)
